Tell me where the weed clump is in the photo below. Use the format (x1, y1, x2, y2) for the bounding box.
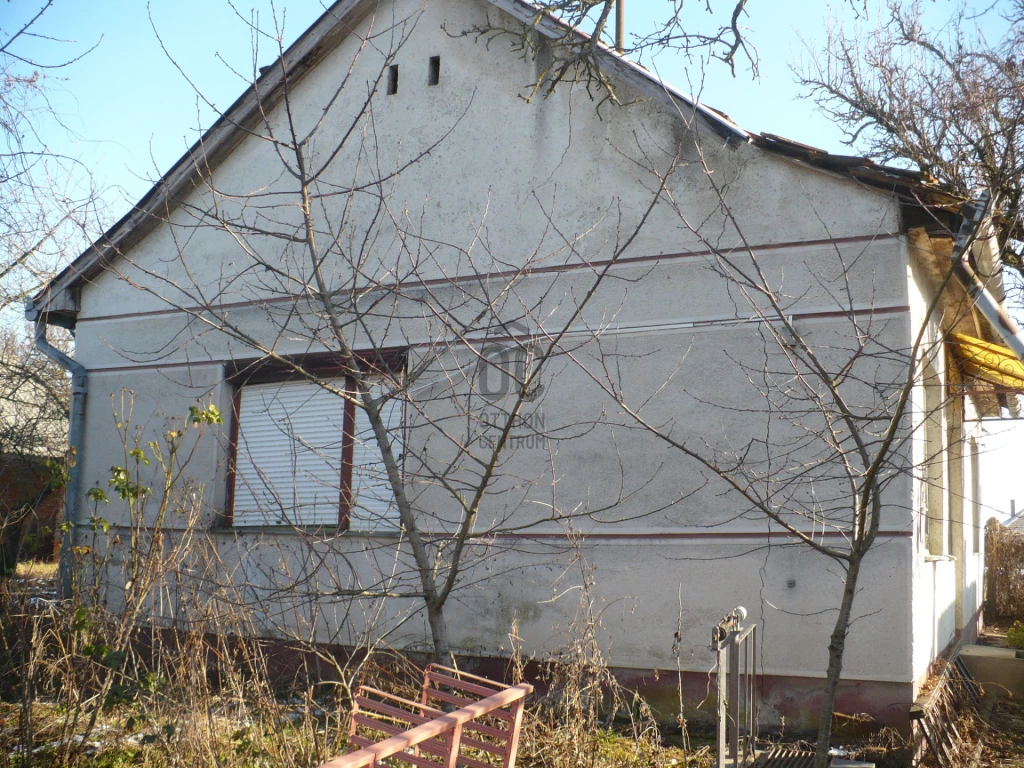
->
(1007, 620, 1024, 649)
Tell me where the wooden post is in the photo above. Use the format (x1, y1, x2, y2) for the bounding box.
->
(422, 664, 434, 709)
(445, 722, 463, 768)
(505, 698, 526, 768)
(348, 689, 360, 743)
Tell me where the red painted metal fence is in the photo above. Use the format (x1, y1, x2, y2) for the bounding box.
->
(317, 665, 533, 768)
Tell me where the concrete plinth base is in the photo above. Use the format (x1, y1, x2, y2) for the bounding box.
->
(959, 644, 1024, 699)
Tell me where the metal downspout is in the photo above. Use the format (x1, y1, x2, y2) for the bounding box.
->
(33, 316, 86, 598)
(952, 191, 1024, 361)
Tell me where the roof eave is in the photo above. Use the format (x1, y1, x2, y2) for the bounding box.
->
(752, 133, 965, 214)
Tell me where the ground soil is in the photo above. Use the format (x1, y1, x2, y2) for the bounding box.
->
(978, 620, 1014, 648)
(977, 698, 1024, 768)
(971, 621, 1024, 767)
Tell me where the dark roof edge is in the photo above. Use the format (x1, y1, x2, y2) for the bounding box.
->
(752, 133, 965, 211)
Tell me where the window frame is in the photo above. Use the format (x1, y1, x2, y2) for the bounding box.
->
(970, 437, 981, 555)
(922, 355, 947, 556)
(224, 350, 406, 531)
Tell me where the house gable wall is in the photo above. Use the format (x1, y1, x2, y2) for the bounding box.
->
(66, 0, 923, 716)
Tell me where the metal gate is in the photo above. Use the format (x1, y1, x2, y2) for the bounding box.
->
(714, 606, 758, 768)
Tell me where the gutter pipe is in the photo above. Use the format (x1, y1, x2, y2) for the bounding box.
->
(952, 191, 1024, 361)
(32, 314, 86, 599)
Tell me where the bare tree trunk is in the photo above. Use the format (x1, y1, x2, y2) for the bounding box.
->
(0, 514, 25, 578)
(427, 601, 451, 664)
(814, 554, 862, 768)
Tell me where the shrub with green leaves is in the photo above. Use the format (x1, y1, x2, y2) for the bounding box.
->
(1007, 620, 1024, 649)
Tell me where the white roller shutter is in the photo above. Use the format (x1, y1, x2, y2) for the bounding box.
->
(232, 380, 346, 527)
(349, 390, 403, 531)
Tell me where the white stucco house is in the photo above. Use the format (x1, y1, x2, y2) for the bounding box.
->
(28, 0, 1013, 731)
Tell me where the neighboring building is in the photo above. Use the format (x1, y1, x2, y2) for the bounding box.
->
(0, 456, 62, 567)
(0, 342, 67, 567)
(1006, 505, 1024, 533)
(27, 0, 1012, 731)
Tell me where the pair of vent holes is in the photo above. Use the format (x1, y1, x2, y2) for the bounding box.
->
(386, 56, 440, 95)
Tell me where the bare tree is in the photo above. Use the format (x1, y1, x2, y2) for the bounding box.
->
(1, 1, 102, 314)
(457, 0, 760, 108)
(0, 1, 102, 575)
(66, 0, 692, 664)
(571, 125, 998, 764)
(798, 0, 1024, 274)
(458, 0, 872, 107)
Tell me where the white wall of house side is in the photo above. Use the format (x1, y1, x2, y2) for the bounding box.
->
(73, 235, 913, 369)
(906, 231, 990, 695)
(72, 299, 920, 691)
(62, 0, 937, 716)
(908, 238, 952, 691)
(73, 253, 916, 531)
(86, 478, 916, 686)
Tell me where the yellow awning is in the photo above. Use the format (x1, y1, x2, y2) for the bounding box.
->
(948, 332, 1024, 391)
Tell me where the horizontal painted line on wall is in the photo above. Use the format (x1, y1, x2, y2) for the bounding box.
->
(549, 305, 910, 343)
(87, 359, 226, 375)
(608, 662, 914, 685)
(794, 306, 910, 322)
(80, 303, 911, 374)
(76, 232, 904, 324)
(81, 521, 912, 541)
(491, 529, 913, 540)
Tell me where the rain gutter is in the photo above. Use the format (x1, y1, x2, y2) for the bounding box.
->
(952, 192, 1024, 361)
(29, 309, 86, 598)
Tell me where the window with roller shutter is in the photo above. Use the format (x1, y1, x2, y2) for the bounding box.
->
(348, 388, 403, 531)
(227, 360, 404, 531)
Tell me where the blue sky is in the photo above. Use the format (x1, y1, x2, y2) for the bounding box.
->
(20, 0, 1004, 208)
(8, 0, 1023, 519)
(15, 0, 864, 206)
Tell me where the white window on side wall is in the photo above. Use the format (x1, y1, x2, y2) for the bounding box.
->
(227, 361, 404, 532)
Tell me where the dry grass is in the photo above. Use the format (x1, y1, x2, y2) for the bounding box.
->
(985, 521, 1024, 620)
(12, 563, 57, 580)
(0, 538, 707, 768)
(979, 698, 1024, 768)
(0, 588, 355, 767)
(0, 585, 707, 768)
(0, 414, 715, 768)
